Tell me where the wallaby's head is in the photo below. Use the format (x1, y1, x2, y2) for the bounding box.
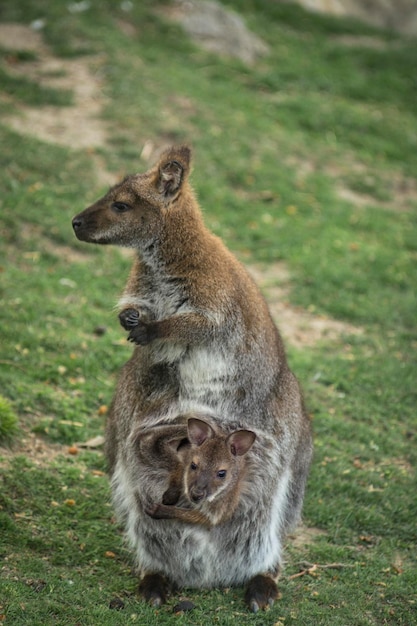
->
(72, 145, 191, 247)
(184, 418, 256, 505)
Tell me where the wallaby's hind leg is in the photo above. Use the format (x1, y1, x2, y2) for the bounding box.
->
(138, 572, 171, 607)
(244, 573, 280, 613)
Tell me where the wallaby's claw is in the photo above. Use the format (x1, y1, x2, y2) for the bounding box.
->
(119, 307, 140, 330)
(128, 321, 155, 345)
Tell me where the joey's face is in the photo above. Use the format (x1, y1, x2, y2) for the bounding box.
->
(184, 420, 256, 506)
(72, 175, 162, 247)
(185, 448, 235, 504)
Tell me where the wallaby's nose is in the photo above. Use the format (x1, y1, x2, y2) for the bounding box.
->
(72, 217, 83, 231)
(191, 489, 205, 503)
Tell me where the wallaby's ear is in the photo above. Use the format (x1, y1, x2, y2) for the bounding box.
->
(228, 430, 256, 456)
(137, 431, 155, 450)
(187, 418, 214, 447)
(156, 145, 191, 199)
(166, 436, 189, 453)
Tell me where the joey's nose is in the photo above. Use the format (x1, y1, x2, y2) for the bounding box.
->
(191, 490, 205, 503)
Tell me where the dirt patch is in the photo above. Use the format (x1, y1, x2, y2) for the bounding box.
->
(286, 153, 417, 212)
(289, 524, 327, 549)
(248, 263, 361, 348)
(0, 23, 108, 150)
(335, 174, 417, 212)
(0, 428, 68, 469)
(331, 35, 395, 50)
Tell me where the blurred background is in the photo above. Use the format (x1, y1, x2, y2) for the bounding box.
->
(0, 2, 416, 625)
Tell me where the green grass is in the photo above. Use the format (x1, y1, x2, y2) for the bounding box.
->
(0, 395, 18, 442)
(0, 1, 416, 624)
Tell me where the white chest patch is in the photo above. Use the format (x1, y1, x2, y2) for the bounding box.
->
(178, 346, 234, 409)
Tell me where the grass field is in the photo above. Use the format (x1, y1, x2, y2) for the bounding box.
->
(0, 1, 416, 624)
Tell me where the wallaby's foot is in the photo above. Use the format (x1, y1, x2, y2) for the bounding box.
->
(244, 574, 279, 613)
(138, 572, 170, 607)
(127, 321, 156, 345)
(118, 308, 140, 330)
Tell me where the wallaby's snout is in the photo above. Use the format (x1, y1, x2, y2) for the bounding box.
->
(72, 216, 82, 231)
(72, 214, 85, 238)
(72, 204, 101, 243)
(190, 487, 205, 503)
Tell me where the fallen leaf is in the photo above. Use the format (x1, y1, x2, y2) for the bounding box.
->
(76, 435, 105, 449)
(105, 551, 116, 559)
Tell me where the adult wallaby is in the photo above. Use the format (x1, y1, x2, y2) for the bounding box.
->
(145, 417, 256, 528)
(72, 145, 313, 612)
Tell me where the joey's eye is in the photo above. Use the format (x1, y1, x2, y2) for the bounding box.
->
(112, 202, 131, 213)
(190, 462, 197, 471)
(217, 470, 227, 479)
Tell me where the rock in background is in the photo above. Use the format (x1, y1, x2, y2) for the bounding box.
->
(277, 0, 417, 36)
(165, 0, 269, 64)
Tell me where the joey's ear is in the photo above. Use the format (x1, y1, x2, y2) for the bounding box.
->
(156, 145, 191, 199)
(228, 430, 256, 456)
(187, 418, 214, 447)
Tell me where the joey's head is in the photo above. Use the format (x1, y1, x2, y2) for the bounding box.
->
(72, 145, 191, 247)
(184, 418, 256, 505)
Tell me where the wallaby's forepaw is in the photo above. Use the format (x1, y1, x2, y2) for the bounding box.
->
(245, 574, 279, 613)
(118, 308, 140, 330)
(144, 503, 159, 518)
(127, 321, 156, 345)
(145, 503, 170, 520)
(138, 572, 170, 607)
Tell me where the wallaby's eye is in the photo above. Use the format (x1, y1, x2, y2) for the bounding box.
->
(112, 202, 131, 213)
(217, 470, 227, 479)
(190, 462, 197, 471)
